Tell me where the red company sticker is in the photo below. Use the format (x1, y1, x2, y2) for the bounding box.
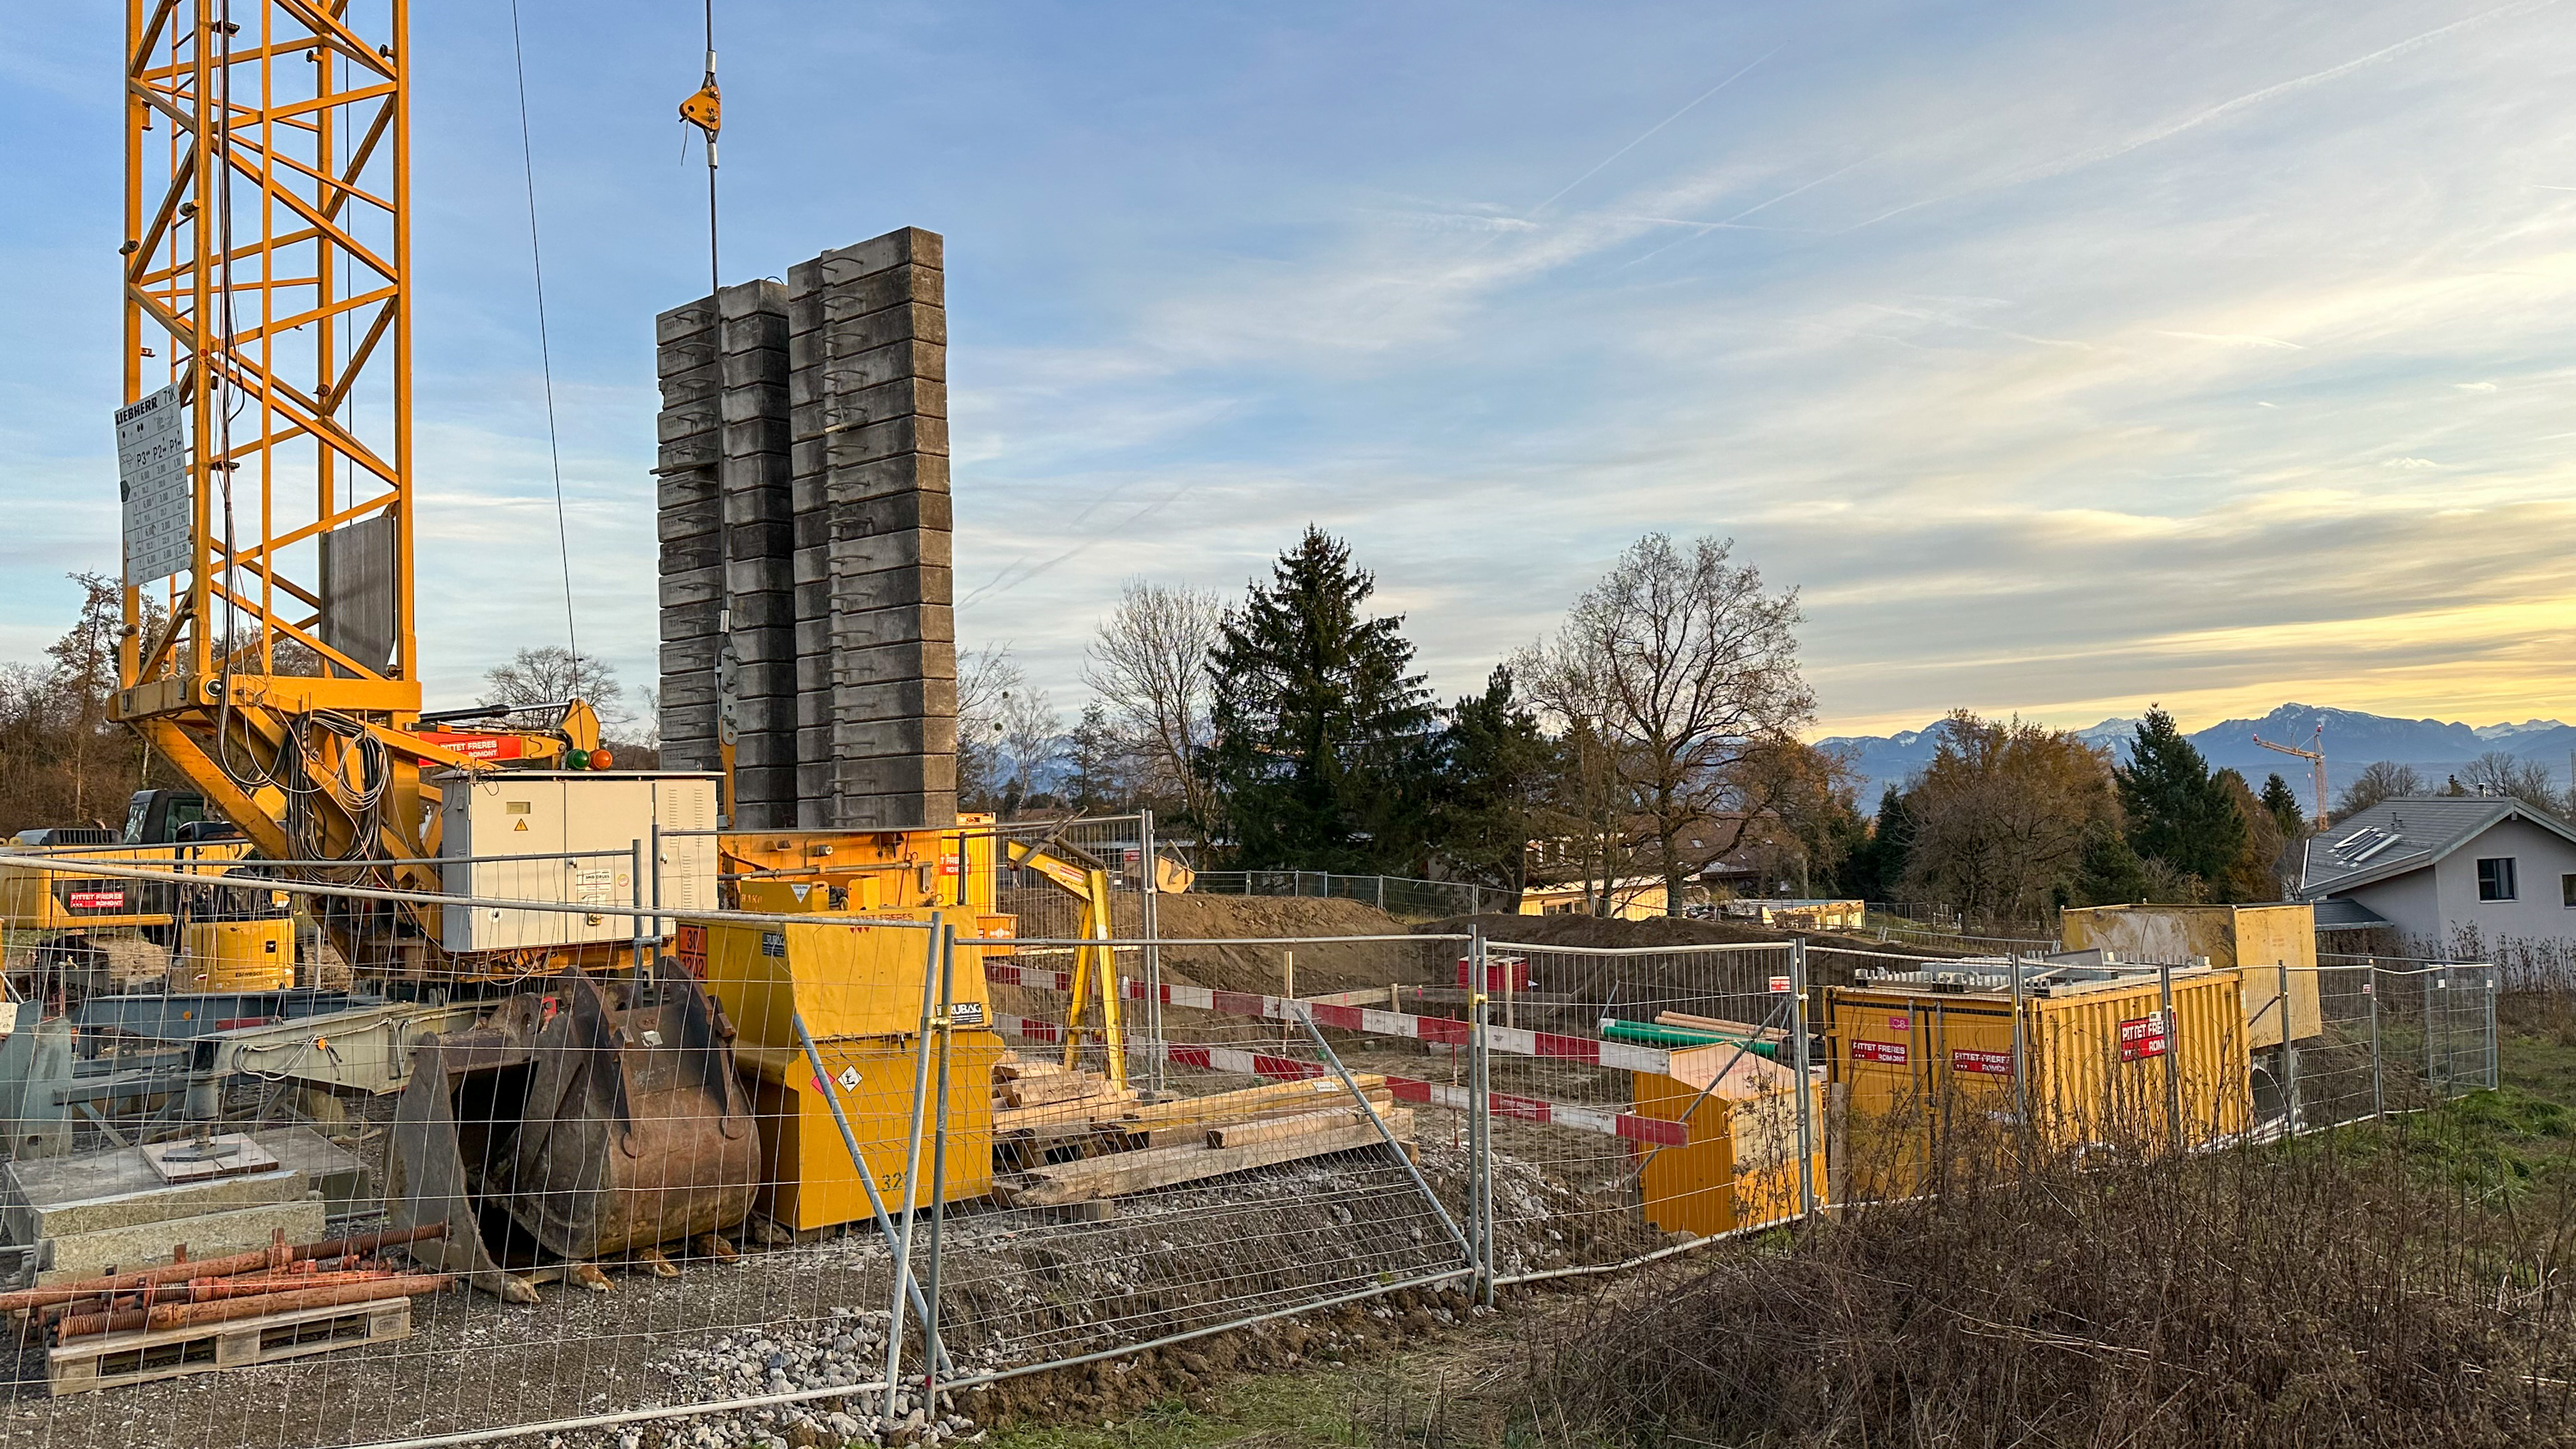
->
(2118, 1012, 2170, 1062)
(67, 889, 125, 911)
(1951, 1048, 2014, 1076)
(1887, 1016, 1911, 1032)
(1767, 976, 1792, 992)
(1851, 1040, 1910, 1065)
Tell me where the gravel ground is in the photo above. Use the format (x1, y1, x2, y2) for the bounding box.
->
(0, 1113, 1640, 1449)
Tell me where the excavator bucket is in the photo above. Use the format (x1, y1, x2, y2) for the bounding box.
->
(389, 961, 761, 1297)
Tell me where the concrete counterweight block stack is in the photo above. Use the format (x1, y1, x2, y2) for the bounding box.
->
(786, 227, 959, 831)
(717, 281, 798, 829)
(653, 296, 724, 777)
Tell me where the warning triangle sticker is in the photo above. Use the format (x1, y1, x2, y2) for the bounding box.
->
(513, 820, 530, 832)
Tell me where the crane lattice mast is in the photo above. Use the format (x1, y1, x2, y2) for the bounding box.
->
(2252, 724, 2328, 829)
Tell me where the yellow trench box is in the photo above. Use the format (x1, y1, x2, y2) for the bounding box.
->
(689, 913, 1005, 1232)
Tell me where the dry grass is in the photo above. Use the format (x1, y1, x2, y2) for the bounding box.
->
(1533, 1123, 2576, 1448)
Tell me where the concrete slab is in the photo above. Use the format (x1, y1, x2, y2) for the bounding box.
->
(249, 1127, 368, 1216)
(3, 1154, 303, 1246)
(34, 1197, 326, 1285)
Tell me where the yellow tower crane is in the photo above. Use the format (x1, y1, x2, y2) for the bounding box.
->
(2253, 724, 2328, 828)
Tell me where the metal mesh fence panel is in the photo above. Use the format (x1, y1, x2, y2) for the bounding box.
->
(963, 927, 1476, 1374)
(0, 842, 2513, 1449)
(1457, 941, 1814, 1283)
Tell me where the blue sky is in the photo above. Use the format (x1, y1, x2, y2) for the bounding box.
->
(4, 1, 2573, 738)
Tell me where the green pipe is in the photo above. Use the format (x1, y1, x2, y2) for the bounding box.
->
(1600, 1019, 1778, 1057)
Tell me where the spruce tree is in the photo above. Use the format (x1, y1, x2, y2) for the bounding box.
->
(2116, 706, 2244, 887)
(2259, 772, 2306, 838)
(1436, 665, 1555, 894)
(1844, 785, 1914, 902)
(1205, 528, 1436, 871)
(1062, 702, 1127, 813)
(2070, 821, 2148, 906)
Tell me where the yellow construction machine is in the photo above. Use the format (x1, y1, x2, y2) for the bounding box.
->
(23, 1, 1186, 1294)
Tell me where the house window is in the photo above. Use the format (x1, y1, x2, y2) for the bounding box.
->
(2563, 873, 2576, 909)
(2476, 857, 2517, 902)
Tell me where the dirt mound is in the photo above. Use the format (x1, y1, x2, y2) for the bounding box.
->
(1106, 894, 1448, 997)
(1417, 912, 1790, 951)
(1416, 912, 1970, 961)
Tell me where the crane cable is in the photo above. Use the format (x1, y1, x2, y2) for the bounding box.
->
(680, 1, 722, 294)
(507, 0, 584, 689)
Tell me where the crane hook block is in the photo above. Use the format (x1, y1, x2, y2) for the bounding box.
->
(679, 81, 721, 138)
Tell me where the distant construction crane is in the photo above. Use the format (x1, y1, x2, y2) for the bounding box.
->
(2253, 724, 2328, 828)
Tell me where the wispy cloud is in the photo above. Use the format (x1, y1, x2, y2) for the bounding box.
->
(4, 2, 2571, 737)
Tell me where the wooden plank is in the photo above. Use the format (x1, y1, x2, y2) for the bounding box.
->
(1207, 1103, 1394, 1148)
(1656, 1010, 1777, 1039)
(1002, 1072, 1120, 1108)
(1116, 1076, 1386, 1127)
(49, 1295, 411, 1396)
(992, 1087, 1137, 1132)
(993, 1060, 1072, 1082)
(997, 1116, 1414, 1207)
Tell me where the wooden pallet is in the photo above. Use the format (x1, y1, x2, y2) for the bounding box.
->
(48, 1295, 411, 1396)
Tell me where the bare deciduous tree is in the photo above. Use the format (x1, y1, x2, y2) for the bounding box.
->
(2461, 750, 2563, 813)
(998, 686, 1062, 816)
(481, 646, 627, 722)
(1084, 579, 1225, 826)
(2336, 761, 2425, 820)
(957, 644, 1024, 812)
(1521, 535, 1813, 915)
(48, 573, 125, 818)
(1515, 655, 1650, 914)
(1900, 712, 2119, 919)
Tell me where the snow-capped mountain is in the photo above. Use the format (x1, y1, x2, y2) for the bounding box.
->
(1820, 703, 2574, 808)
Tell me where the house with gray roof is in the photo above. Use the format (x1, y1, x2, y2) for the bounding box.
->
(2295, 795, 2576, 954)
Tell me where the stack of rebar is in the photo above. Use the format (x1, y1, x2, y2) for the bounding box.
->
(0, 1223, 452, 1343)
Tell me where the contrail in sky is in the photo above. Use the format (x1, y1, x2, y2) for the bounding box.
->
(1528, 47, 1782, 216)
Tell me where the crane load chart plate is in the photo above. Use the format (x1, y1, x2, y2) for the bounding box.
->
(115, 384, 193, 584)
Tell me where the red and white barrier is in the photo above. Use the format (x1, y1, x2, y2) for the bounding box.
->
(981, 961, 1675, 1076)
(991, 1011, 1689, 1148)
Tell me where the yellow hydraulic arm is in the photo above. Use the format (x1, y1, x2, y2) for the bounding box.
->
(1003, 839, 1126, 1088)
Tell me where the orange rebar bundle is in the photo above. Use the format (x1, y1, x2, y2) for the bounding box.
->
(0, 1223, 453, 1343)
(55, 1276, 453, 1340)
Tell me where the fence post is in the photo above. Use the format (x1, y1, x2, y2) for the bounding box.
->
(648, 816, 665, 942)
(1789, 938, 1816, 1219)
(2158, 959, 2182, 1151)
(2366, 959, 2384, 1121)
(884, 914, 945, 1434)
(2424, 969, 2438, 1097)
(1468, 927, 1494, 1307)
(921, 922, 957, 1393)
(2008, 950, 2028, 1131)
(629, 839, 648, 983)
(2277, 960, 2299, 1135)
(2486, 964, 2500, 1091)
(1139, 807, 1163, 1094)
(1376, 876, 1385, 912)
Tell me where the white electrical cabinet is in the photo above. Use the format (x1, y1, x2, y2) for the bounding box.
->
(436, 773, 720, 955)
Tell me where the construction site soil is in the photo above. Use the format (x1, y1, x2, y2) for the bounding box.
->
(1416, 910, 1965, 957)
(0, 1130, 1612, 1449)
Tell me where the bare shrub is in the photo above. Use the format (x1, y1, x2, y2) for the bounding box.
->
(1537, 1131, 2576, 1447)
